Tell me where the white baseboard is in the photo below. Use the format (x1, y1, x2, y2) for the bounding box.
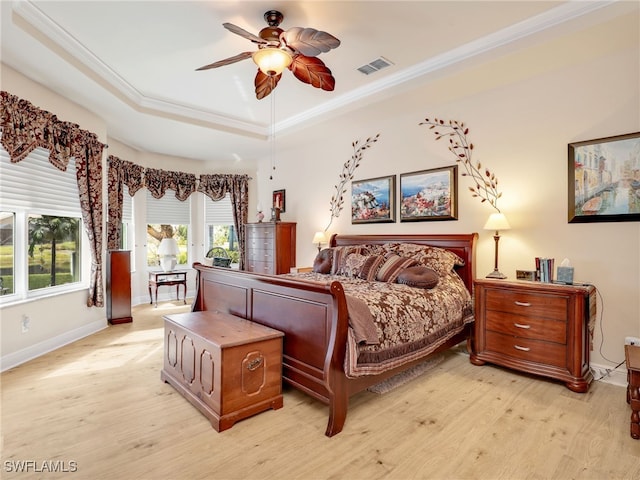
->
(0, 319, 106, 372)
(590, 362, 627, 387)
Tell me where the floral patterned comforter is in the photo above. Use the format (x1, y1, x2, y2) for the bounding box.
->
(283, 271, 473, 377)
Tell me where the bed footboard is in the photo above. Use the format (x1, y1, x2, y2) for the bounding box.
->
(192, 263, 351, 436)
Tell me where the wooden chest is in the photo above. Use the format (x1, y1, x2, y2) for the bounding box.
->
(161, 311, 284, 432)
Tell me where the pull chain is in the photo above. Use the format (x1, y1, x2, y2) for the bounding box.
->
(269, 91, 276, 180)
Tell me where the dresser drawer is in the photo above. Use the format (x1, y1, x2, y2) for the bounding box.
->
(246, 260, 273, 274)
(246, 227, 275, 242)
(485, 331, 566, 368)
(485, 288, 568, 322)
(246, 237, 275, 251)
(246, 248, 273, 262)
(486, 311, 566, 344)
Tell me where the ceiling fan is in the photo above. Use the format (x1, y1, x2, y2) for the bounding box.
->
(196, 10, 341, 100)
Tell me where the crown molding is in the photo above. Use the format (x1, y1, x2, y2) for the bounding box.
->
(14, 0, 616, 138)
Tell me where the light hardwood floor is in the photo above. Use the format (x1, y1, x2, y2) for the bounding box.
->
(1, 300, 638, 480)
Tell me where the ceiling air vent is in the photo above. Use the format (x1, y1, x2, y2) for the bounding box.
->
(357, 56, 394, 75)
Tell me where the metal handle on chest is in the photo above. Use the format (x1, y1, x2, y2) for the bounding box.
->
(246, 356, 264, 371)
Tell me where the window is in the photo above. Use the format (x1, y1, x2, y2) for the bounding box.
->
(146, 190, 190, 268)
(0, 145, 85, 299)
(205, 194, 239, 266)
(28, 214, 81, 290)
(0, 212, 14, 295)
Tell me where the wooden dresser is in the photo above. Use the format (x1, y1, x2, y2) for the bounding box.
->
(106, 250, 132, 324)
(470, 279, 595, 392)
(245, 222, 296, 274)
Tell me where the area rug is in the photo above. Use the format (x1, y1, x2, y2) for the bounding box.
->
(367, 354, 444, 394)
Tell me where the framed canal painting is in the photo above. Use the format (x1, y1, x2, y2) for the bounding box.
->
(568, 132, 640, 223)
(400, 166, 458, 222)
(351, 175, 395, 224)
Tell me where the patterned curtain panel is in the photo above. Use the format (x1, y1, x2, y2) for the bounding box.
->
(0, 91, 106, 307)
(198, 174, 250, 269)
(107, 156, 144, 250)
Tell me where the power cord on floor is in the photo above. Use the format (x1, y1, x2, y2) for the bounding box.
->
(592, 359, 625, 381)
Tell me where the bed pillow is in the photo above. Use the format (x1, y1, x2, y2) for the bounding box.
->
(396, 266, 439, 289)
(375, 254, 418, 283)
(331, 246, 367, 275)
(313, 248, 333, 274)
(383, 243, 465, 275)
(343, 253, 385, 281)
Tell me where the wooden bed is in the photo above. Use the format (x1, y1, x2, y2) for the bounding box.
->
(191, 233, 478, 436)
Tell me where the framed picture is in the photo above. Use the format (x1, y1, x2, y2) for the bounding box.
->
(351, 175, 395, 224)
(568, 132, 640, 223)
(272, 189, 286, 213)
(400, 166, 458, 221)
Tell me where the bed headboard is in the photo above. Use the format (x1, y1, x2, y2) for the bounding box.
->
(330, 233, 478, 294)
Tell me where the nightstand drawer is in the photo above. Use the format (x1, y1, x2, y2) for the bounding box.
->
(486, 289, 568, 321)
(486, 311, 566, 344)
(485, 331, 566, 368)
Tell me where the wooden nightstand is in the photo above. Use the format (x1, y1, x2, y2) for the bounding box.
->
(470, 279, 596, 393)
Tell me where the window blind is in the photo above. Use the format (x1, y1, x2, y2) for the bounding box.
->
(0, 145, 81, 216)
(145, 189, 190, 224)
(204, 193, 234, 224)
(122, 188, 133, 223)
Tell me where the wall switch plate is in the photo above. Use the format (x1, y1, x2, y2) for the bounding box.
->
(625, 336, 640, 346)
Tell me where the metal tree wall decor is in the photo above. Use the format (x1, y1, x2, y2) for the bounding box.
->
(325, 133, 380, 231)
(420, 118, 502, 212)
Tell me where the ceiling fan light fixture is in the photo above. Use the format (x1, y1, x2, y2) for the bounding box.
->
(252, 47, 293, 76)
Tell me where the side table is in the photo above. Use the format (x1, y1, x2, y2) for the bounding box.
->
(625, 344, 640, 439)
(148, 270, 188, 307)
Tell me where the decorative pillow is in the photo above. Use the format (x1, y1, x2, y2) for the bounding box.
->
(342, 253, 385, 281)
(331, 246, 367, 275)
(396, 266, 439, 289)
(313, 248, 333, 274)
(382, 243, 464, 275)
(375, 254, 418, 283)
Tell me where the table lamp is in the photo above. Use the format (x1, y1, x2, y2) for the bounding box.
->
(158, 237, 179, 272)
(312, 231, 327, 253)
(484, 212, 510, 279)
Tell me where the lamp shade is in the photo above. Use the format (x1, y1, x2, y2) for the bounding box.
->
(312, 231, 327, 245)
(158, 237, 179, 256)
(252, 47, 293, 76)
(483, 213, 511, 231)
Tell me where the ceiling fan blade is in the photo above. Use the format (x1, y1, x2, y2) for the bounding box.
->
(255, 70, 282, 100)
(282, 27, 340, 57)
(223, 22, 267, 45)
(289, 55, 336, 91)
(195, 52, 253, 71)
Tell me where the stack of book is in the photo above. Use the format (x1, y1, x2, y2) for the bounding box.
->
(535, 257, 554, 282)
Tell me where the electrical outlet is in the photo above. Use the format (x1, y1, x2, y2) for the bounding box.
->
(21, 315, 30, 333)
(625, 336, 640, 346)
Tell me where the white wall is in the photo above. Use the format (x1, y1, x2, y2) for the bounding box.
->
(254, 11, 640, 371)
